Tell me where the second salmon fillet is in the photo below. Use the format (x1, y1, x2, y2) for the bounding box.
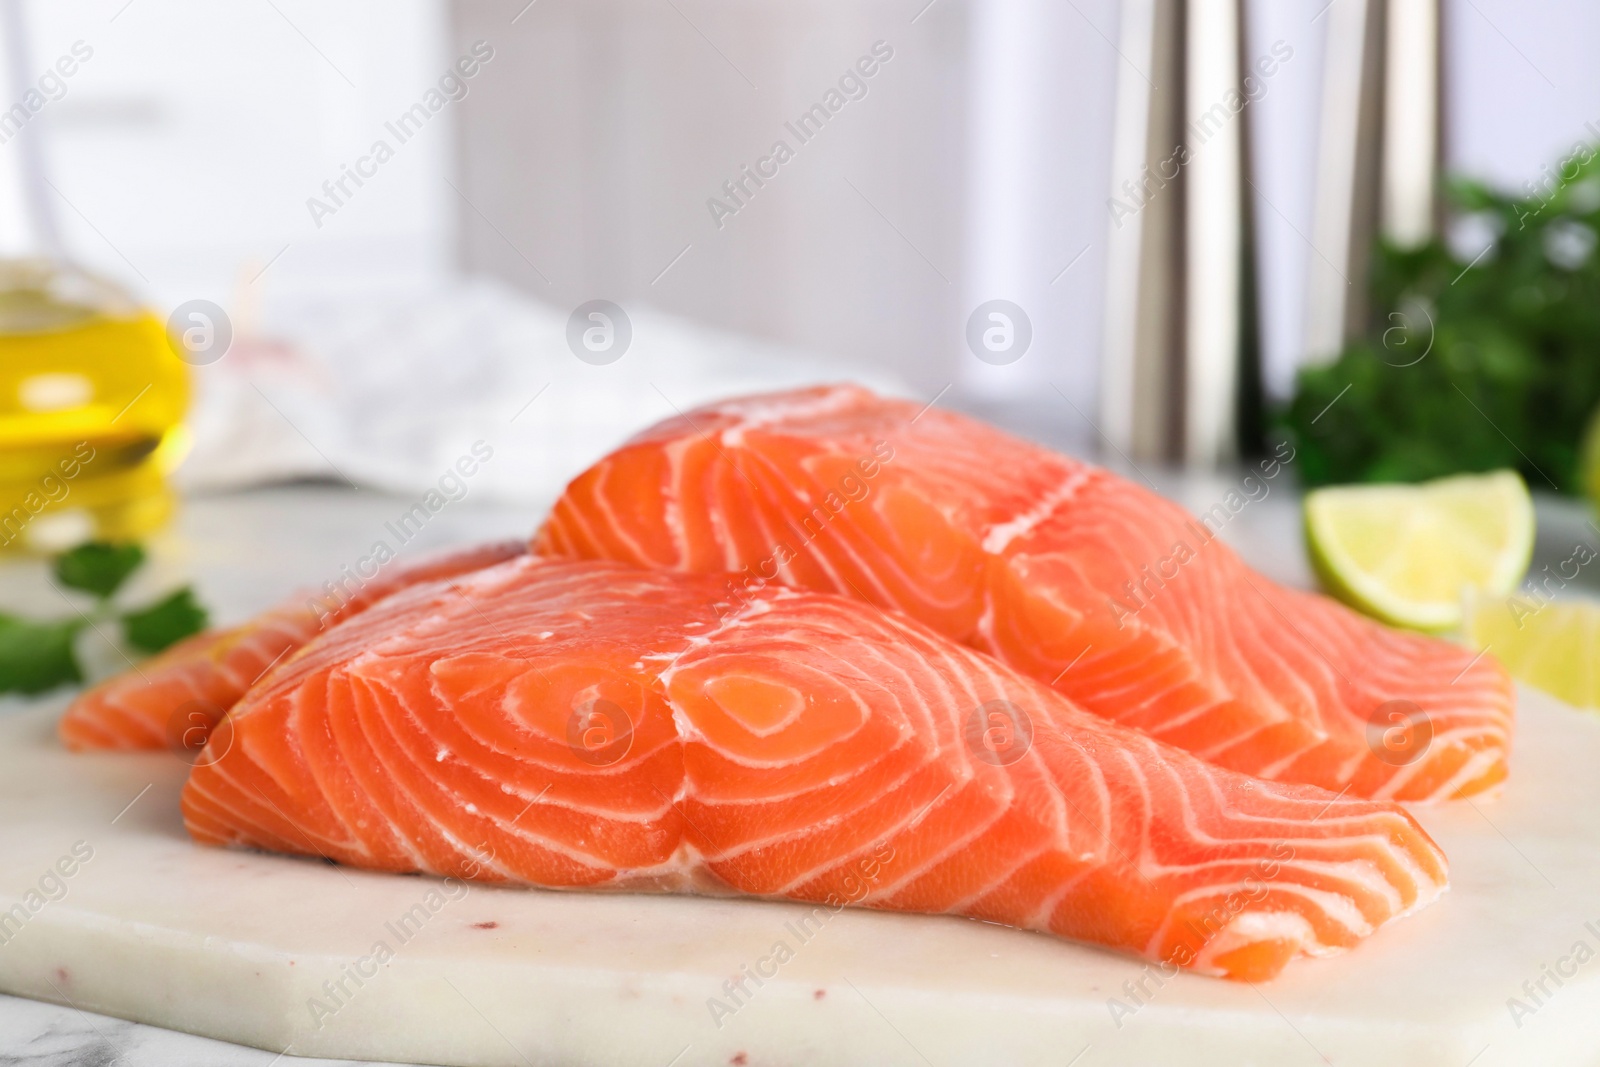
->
(536, 385, 1513, 801)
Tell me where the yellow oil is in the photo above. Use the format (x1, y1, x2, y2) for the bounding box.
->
(0, 262, 190, 552)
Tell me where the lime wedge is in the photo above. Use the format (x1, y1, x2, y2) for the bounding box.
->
(1304, 471, 1534, 632)
(1582, 405, 1600, 512)
(1467, 594, 1600, 709)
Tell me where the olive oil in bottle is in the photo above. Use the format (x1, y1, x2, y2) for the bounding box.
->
(0, 260, 190, 552)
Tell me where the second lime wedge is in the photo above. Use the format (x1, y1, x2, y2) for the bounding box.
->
(1467, 594, 1600, 709)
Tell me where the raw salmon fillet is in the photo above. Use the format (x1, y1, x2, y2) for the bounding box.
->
(535, 385, 1513, 802)
(58, 540, 526, 752)
(182, 555, 1447, 982)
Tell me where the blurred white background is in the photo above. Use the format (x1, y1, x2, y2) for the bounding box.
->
(4, 0, 1599, 452)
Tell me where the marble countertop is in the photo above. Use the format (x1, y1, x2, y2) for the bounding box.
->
(1, 478, 1595, 1066)
(0, 990, 397, 1066)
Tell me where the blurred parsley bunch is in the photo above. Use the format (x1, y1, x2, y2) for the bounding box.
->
(0, 542, 207, 695)
(1282, 152, 1600, 492)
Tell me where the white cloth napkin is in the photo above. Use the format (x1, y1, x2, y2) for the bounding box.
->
(177, 278, 908, 504)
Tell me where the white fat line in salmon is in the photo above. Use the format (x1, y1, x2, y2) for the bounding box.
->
(1108, 839, 1295, 1026)
(0, 441, 97, 549)
(307, 441, 495, 628)
(1108, 440, 1295, 629)
(1506, 920, 1600, 1030)
(705, 841, 895, 1029)
(0, 840, 95, 947)
(981, 469, 1094, 556)
(711, 440, 895, 620)
(305, 844, 496, 1030)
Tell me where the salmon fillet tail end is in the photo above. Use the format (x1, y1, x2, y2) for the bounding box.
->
(57, 540, 528, 753)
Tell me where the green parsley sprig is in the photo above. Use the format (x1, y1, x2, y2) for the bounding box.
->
(0, 542, 209, 696)
(1282, 154, 1600, 492)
